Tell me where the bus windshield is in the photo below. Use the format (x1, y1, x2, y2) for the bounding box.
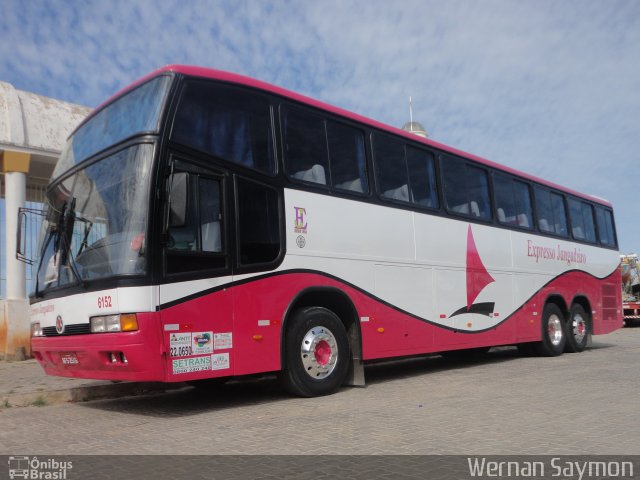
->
(35, 144, 153, 293)
(52, 75, 171, 181)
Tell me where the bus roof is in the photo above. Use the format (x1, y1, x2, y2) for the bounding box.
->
(85, 64, 612, 208)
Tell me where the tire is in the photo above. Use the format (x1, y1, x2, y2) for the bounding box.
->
(534, 303, 566, 356)
(281, 307, 350, 397)
(564, 304, 590, 353)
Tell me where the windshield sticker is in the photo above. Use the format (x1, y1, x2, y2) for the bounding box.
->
(169, 333, 192, 357)
(212, 353, 230, 370)
(172, 356, 211, 374)
(192, 331, 213, 355)
(214, 332, 233, 350)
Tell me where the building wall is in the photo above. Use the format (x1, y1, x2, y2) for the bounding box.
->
(0, 80, 90, 358)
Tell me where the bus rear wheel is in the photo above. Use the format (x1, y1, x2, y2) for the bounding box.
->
(534, 303, 566, 356)
(564, 304, 590, 353)
(281, 306, 350, 397)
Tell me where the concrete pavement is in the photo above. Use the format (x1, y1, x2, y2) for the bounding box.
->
(1, 324, 638, 422)
(0, 359, 185, 408)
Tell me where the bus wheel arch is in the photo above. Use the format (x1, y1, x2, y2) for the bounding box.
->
(565, 296, 592, 353)
(280, 288, 364, 396)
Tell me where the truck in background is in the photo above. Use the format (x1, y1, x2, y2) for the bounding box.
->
(621, 254, 640, 326)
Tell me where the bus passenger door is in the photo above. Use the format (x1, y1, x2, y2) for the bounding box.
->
(159, 157, 234, 382)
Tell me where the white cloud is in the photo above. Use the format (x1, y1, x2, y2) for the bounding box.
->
(1, 0, 639, 250)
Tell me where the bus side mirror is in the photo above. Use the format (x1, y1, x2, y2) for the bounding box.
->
(16, 207, 46, 265)
(169, 172, 188, 228)
(16, 209, 29, 263)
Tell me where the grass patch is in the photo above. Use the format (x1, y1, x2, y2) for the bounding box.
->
(31, 395, 48, 407)
(2, 399, 11, 408)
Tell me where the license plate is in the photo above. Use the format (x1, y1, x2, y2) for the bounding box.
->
(60, 353, 79, 365)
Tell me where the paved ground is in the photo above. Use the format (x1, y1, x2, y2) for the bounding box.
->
(1, 327, 639, 456)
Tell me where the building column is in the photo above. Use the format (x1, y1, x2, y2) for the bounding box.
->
(1, 150, 31, 360)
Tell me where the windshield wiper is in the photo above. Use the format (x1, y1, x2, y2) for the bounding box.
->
(76, 216, 94, 257)
(59, 198, 88, 288)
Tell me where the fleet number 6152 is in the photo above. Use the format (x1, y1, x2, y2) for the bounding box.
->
(97, 295, 113, 309)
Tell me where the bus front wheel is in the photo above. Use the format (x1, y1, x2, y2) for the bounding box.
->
(564, 304, 590, 353)
(281, 306, 350, 397)
(535, 303, 566, 356)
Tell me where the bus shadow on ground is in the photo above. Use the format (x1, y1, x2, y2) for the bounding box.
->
(78, 343, 614, 417)
(78, 375, 290, 418)
(363, 346, 521, 385)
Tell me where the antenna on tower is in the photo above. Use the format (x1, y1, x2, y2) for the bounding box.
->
(402, 96, 428, 138)
(409, 96, 413, 124)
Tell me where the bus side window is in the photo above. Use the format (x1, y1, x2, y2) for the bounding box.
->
(550, 192, 568, 237)
(534, 187, 568, 237)
(406, 146, 438, 209)
(327, 121, 368, 194)
(283, 107, 328, 186)
(596, 206, 616, 247)
(493, 174, 533, 229)
(171, 82, 274, 174)
(442, 155, 491, 220)
(373, 134, 410, 203)
(236, 177, 281, 266)
(166, 173, 226, 274)
(568, 198, 596, 242)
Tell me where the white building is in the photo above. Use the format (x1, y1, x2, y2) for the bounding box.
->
(0, 81, 90, 360)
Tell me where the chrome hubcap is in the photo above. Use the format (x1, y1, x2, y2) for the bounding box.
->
(301, 326, 338, 379)
(572, 313, 586, 344)
(548, 314, 563, 346)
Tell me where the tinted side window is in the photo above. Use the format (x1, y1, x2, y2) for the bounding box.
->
(167, 175, 226, 274)
(441, 155, 491, 220)
(327, 121, 368, 194)
(373, 134, 410, 203)
(494, 174, 533, 229)
(171, 82, 274, 174)
(568, 198, 596, 243)
(236, 177, 281, 265)
(283, 108, 328, 185)
(406, 146, 439, 209)
(596, 206, 616, 247)
(534, 187, 568, 236)
(551, 192, 568, 237)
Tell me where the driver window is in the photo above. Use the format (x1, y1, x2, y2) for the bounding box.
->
(166, 173, 226, 274)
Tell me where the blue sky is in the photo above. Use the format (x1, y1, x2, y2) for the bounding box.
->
(2, 0, 639, 252)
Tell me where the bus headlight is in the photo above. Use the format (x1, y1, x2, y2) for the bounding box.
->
(90, 314, 138, 333)
(31, 322, 43, 337)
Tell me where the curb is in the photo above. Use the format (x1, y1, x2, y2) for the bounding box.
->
(1, 381, 189, 408)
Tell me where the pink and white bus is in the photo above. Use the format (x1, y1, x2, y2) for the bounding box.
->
(29, 65, 622, 396)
